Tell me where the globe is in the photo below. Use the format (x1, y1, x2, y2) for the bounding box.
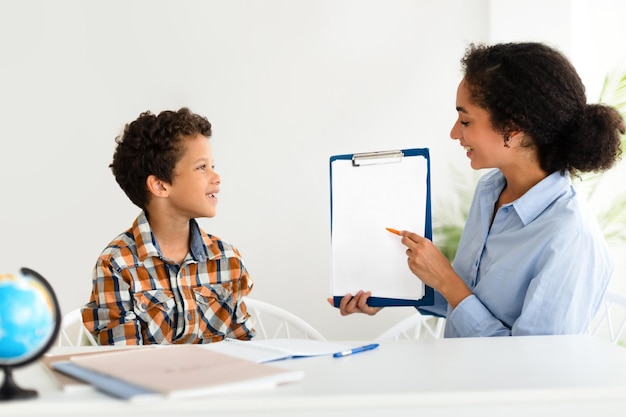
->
(0, 268, 60, 401)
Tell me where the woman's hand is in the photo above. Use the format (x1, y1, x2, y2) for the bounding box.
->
(400, 230, 471, 308)
(326, 291, 383, 316)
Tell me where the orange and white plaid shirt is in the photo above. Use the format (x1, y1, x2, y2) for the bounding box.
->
(82, 212, 255, 345)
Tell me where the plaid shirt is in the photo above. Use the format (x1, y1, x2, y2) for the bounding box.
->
(82, 212, 255, 345)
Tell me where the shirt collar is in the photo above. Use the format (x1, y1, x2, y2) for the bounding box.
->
(513, 171, 571, 225)
(132, 211, 211, 262)
(188, 219, 209, 262)
(485, 170, 571, 226)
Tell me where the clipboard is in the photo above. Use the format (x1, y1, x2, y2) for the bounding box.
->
(329, 148, 434, 307)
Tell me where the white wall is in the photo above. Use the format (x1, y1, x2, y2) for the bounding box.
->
(1, 0, 624, 341)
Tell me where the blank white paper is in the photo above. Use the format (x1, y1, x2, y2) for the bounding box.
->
(331, 153, 428, 301)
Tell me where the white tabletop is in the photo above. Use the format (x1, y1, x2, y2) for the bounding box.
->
(3, 335, 626, 417)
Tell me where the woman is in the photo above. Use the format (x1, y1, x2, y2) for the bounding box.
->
(331, 42, 624, 337)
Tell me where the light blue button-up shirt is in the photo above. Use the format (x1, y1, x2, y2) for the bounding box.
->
(420, 169, 613, 337)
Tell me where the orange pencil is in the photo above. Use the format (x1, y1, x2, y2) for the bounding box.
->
(385, 227, 401, 236)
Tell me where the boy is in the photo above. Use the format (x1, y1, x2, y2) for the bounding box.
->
(82, 108, 255, 345)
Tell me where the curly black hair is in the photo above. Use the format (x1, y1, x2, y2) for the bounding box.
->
(461, 42, 624, 175)
(110, 107, 212, 209)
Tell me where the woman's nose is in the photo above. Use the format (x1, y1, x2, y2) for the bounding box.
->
(450, 120, 461, 141)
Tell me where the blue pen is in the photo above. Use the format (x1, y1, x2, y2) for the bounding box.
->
(333, 343, 379, 358)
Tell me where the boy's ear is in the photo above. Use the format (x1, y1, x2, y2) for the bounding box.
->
(146, 175, 169, 197)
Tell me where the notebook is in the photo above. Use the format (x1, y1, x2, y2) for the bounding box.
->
(42, 347, 153, 392)
(51, 345, 304, 400)
(202, 338, 357, 363)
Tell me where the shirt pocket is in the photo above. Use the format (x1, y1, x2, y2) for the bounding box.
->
(133, 289, 176, 344)
(193, 283, 235, 339)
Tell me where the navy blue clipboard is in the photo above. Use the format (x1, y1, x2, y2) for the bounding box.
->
(330, 148, 434, 308)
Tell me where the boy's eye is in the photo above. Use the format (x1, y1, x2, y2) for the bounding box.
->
(460, 121, 469, 127)
(197, 162, 215, 171)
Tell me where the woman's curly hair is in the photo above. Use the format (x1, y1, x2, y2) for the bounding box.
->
(461, 42, 624, 175)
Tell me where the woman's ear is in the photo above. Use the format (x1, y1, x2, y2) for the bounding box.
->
(146, 175, 169, 197)
(508, 129, 524, 140)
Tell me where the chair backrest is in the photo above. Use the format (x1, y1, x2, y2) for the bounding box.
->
(376, 312, 445, 341)
(589, 290, 626, 345)
(58, 308, 98, 346)
(60, 300, 326, 345)
(244, 298, 326, 341)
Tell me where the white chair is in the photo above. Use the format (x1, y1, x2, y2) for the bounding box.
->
(589, 290, 626, 345)
(244, 298, 326, 341)
(59, 299, 326, 345)
(376, 312, 445, 341)
(58, 308, 98, 346)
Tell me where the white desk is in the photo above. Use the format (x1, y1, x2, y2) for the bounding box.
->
(3, 335, 626, 417)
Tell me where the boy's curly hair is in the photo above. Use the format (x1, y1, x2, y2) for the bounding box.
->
(110, 107, 212, 209)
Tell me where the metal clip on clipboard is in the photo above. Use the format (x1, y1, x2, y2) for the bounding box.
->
(351, 150, 404, 167)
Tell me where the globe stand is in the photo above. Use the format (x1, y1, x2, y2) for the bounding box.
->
(0, 268, 60, 402)
(0, 366, 37, 401)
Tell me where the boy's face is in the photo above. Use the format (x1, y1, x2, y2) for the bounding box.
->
(167, 133, 220, 219)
